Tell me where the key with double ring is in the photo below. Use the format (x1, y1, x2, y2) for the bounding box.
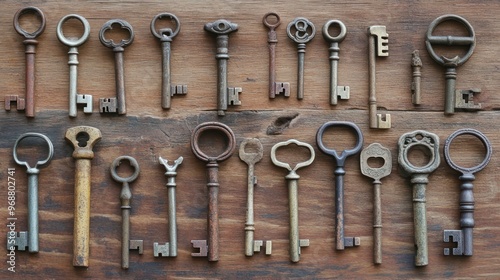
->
(57, 14, 93, 117)
(323, 19, 349, 105)
(7, 133, 53, 253)
(398, 130, 440, 266)
(443, 128, 492, 256)
(191, 122, 236, 261)
(316, 121, 363, 250)
(99, 19, 134, 115)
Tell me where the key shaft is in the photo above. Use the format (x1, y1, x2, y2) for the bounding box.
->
(368, 26, 390, 129)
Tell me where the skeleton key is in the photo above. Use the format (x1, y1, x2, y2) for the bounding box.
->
(368, 25, 391, 129)
(287, 17, 315, 100)
(154, 156, 183, 257)
(360, 143, 392, 264)
(239, 138, 272, 256)
(398, 130, 440, 266)
(323, 20, 349, 105)
(56, 14, 93, 117)
(316, 121, 363, 250)
(99, 19, 134, 115)
(7, 133, 53, 253)
(204, 20, 241, 116)
(443, 129, 492, 256)
(5, 7, 46, 117)
(263, 12, 290, 98)
(426, 15, 480, 115)
(65, 126, 102, 267)
(151, 13, 187, 109)
(411, 50, 422, 105)
(191, 122, 236, 261)
(271, 139, 314, 262)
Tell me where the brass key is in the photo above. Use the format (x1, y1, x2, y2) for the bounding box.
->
(411, 50, 422, 105)
(323, 19, 349, 105)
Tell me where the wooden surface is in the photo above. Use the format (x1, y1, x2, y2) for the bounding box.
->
(1, 0, 500, 278)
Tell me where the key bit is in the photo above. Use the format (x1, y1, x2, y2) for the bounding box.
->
(411, 50, 422, 105)
(5, 95, 26, 111)
(455, 89, 481, 110)
(323, 19, 349, 105)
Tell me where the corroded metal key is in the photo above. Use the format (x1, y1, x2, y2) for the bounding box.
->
(205, 19, 241, 116)
(57, 14, 93, 117)
(271, 139, 314, 262)
(65, 126, 102, 267)
(443, 129, 492, 256)
(7, 133, 53, 253)
(411, 50, 422, 105)
(99, 19, 134, 114)
(191, 122, 236, 261)
(323, 19, 349, 105)
(154, 156, 183, 258)
(5, 7, 45, 117)
(398, 130, 440, 266)
(151, 13, 187, 109)
(360, 143, 392, 264)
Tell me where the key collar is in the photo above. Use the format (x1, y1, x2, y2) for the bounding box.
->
(151, 12, 181, 42)
(316, 121, 363, 167)
(13, 6, 46, 39)
(398, 130, 440, 175)
(444, 128, 492, 175)
(191, 122, 236, 163)
(57, 14, 91, 47)
(13, 132, 54, 171)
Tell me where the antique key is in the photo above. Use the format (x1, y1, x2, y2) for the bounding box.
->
(110, 156, 143, 269)
(263, 12, 290, 98)
(287, 17, 315, 100)
(57, 14, 93, 117)
(154, 156, 183, 257)
(426, 15, 480, 115)
(271, 139, 314, 262)
(65, 126, 102, 267)
(360, 143, 392, 264)
(7, 133, 53, 253)
(151, 13, 187, 109)
(99, 19, 134, 114)
(368, 25, 391, 129)
(323, 20, 349, 105)
(5, 7, 46, 117)
(443, 129, 492, 256)
(239, 138, 272, 256)
(411, 50, 422, 105)
(204, 19, 241, 116)
(398, 130, 440, 266)
(316, 121, 363, 250)
(191, 122, 236, 261)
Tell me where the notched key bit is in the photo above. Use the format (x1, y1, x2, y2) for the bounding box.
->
(455, 89, 481, 110)
(7, 232, 28, 251)
(5, 95, 26, 111)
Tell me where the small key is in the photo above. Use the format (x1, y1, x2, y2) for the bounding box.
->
(151, 13, 187, 109)
(323, 20, 349, 105)
(411, 50, 422, 105)
(99, 19, 134, 115)
(426, 15, 480, 115)
(316, 121, 363, 251)
(191, 122, 236, 261)
(398, 130, 440, 266)
(270, 139, 314, 262)
(443, 129, 492, 256)
(360, 143, 392, 264)
(204, 20, 241, 116)
(368, 25, 391, 129)
(154, 156, 183, 257)
(7, 133, 53, 253)
(65, 126, 102, 267)
(57, 14, 93, 117)
(287, 17, 315, 100)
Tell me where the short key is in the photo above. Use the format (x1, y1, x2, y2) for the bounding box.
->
(398, 130, 440, 267)
(323, 20, 349, 105)
(411, 50, 422, 105)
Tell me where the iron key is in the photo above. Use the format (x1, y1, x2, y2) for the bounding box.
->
(411, 50, 422, 105)
(323, 20, 349, 105)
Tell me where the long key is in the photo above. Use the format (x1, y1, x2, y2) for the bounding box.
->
(323, 20, 349, 105)
(443, 129, 492, 256)
(287, 17, 315, 100)
(360, 143, 392, 264)
(65, 126, 102, 267)
(99, 19, 134, 115)
(316, 121, 363, 250)
(263, 12, 290, 98)
(57, 14, 93, 117)
(151, 13, 187, 109)
(5, 7, 46, 117)
(411, 50, 422, 105)
(270, 139, 314, 262)
(191, 122, 236, 261)
(368, 26, 391, 129)
(110, 156, 143, 269)
(154, 156, 183, 257)
(398, 130, 440, 266)
(205, 20, 241, 116)
(7, 133, 53, 253)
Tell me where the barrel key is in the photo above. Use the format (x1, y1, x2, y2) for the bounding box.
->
(323, 19, 349, 105)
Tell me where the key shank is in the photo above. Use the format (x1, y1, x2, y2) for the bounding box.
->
(411, 174, 429, 266)
(27, 172, 39, 253)
(244, 162, 256, 256)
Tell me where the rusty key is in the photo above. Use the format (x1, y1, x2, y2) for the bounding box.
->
(65, 126, 102, 267)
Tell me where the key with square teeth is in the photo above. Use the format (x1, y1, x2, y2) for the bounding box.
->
(323, 19, 349, 105)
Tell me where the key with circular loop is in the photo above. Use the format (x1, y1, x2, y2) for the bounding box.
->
(264, 12, 290, 99)
(13, 6, 46, 39)
(322, 20, 349, 105)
